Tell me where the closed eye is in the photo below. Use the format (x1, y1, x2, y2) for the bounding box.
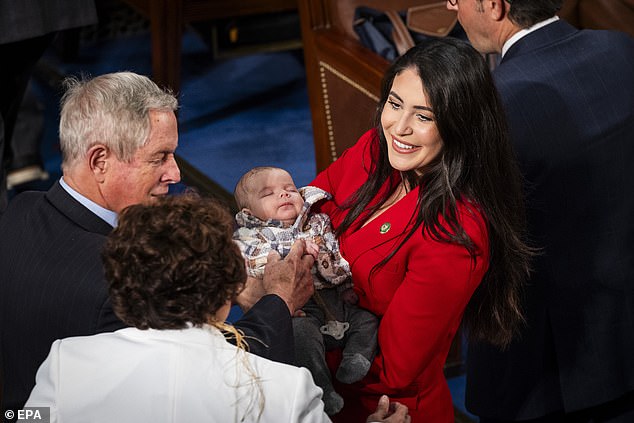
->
(416, 113, 433, 122)
(148, 153, 172, 166)
(387, 100, 401, 110)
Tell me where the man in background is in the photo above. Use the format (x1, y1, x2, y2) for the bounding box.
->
(447, 0, 634, 421)
(0, 0, 98, 213)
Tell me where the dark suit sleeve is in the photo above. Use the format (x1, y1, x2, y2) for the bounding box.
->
(233, 294, 294, 364)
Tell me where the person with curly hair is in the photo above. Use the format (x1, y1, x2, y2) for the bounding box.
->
(0, 71, 315, 414)
(24, 193, 411, 423)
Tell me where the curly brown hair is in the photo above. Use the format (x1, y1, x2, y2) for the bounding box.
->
(102, 192, 246, 330)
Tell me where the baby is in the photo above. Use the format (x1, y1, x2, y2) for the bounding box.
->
(233, 166, 378, 416)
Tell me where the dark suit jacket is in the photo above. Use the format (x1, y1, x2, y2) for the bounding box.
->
(465, 20, 634, 420)
(0, 182, 294, 414)
(0, 0, 97, 44)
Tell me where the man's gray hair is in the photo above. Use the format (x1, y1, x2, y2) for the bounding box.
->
(59, 71, 178, 169)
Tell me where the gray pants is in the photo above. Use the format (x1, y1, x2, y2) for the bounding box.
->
(292, 288, 378, 413)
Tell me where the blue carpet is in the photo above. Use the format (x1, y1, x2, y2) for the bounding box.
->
(29, 29, 315, 195)
(22, 25, 471, 422)
(176, 45, 316, 192)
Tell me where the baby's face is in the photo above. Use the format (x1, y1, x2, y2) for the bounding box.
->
(245, 169, 303, 225)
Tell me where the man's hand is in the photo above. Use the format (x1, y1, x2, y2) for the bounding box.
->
(234, 276, 266, 312)
(366, 395, 410, 423)
(262, 239, 315, 315)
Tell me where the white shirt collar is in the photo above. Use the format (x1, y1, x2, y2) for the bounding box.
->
(59, 177, 118, 227)
(502, 16, 560, 58)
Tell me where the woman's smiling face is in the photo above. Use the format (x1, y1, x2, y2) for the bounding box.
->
(381, 68, 443, 174)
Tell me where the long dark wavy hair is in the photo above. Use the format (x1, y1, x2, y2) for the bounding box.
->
(337, 38, 534, 348)
(102, 192, 246, 330)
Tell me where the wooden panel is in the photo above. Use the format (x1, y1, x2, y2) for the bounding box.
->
(320, 61, 378, 162)
(302, 24, 389, 171)
(323, 0, 437, 39)
(119, 0, 299, 94)
(182, 0, 297, 21)
(149, 0, 183, 92)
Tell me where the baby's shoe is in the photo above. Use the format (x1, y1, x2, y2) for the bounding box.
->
(323, 390, 344, 416)
(336, 353, 371, 384)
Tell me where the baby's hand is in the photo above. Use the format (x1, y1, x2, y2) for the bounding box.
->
(305, 239, 319, 259)
(293, 309, 307, 317)
(341, 288, 359, 305)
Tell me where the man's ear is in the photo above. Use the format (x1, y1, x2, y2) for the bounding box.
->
(489, 0, 508, 21)
(87, 144, 110, 183)
(241, 207, 253, 215)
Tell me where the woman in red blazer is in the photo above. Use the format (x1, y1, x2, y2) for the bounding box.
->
(310, 38, 534, 422)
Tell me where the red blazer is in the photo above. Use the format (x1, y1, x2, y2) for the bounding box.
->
(311, 129, 489, 422)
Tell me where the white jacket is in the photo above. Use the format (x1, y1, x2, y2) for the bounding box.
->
(25, 326, 331, 423)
